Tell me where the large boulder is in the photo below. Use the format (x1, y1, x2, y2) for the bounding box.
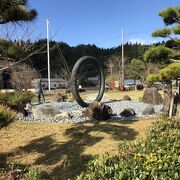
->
(142, 106, 155, 115)
(123, 95, 131, 101)
(32, 105, 61, 119)
(81, 101, 113, 120)
(120, 108, 136, 117)
(161, 88, 172, 112)
(174, 94, 180, 118)
(51, 92, 66, 103)
(142, 87, 163, 105)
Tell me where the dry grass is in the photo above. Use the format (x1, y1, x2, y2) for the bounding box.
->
(0, 119, 158, 179)
(36, 89, 156, 103)
(76, 89, 144, 102)
(0, 90, 161, 179)
(106, 90, 144, 100)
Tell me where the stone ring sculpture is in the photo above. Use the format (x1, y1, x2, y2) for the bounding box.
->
(71, 56, 105, 107)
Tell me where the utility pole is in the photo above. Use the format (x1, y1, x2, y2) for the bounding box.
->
(121, 28, 124, 83)
(18, 37, 21, 46)
(46, 19, 51, 91)
(110, 65, 113, 78)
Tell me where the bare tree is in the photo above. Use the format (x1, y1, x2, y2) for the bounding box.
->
(11, 65, 38, 90)
(0, 20, 58, 72)
(58, 68, 71, 88)
(105, 55, 129, 82)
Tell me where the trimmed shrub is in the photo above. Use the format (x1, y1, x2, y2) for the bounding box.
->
(77, 118, 180, 179)
(0, 105, 16, 128)
(0, 91, 34, 111)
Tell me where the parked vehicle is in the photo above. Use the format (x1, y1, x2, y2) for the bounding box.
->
(123, 79, 143, 90)
(152, 82, 163, 90)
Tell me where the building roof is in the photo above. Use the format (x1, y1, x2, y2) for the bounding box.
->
(40, 78, 66, 82)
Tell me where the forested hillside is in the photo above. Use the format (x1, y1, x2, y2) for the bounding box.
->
(30, 39, 151, 78)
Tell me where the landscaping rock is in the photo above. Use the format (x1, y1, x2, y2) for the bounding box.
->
(25, 103, 32, 110)
(52, 93, 65, 103)
(65, 89, 71, 94)
(11, 105, 28, 116)
(17, 100, 163, 123)
(123, 95, 131, 101)
(32, 105, 61, 119)
(71, 109, 83, 115)
(142, 87, 163, 105)
(142, 106, 155, 115)
(120, 108, 136, 117)
(54, 112, 72, 120)
(81, 101, 113, 120)
(162, 88, 172, 112)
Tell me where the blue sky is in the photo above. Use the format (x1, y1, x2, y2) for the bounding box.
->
(29, 0, 180, 48)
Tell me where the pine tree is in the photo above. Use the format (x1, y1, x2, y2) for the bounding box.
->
(144, 7, 180, 65)
(0, 0, 37, 24)
(0, 0, 37, 65)
(145, 7, 180, 83)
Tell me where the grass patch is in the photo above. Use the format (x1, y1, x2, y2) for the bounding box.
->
(0, 119, 156, 179)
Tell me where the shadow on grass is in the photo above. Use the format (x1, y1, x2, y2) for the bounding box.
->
(1, 121, 138, 179)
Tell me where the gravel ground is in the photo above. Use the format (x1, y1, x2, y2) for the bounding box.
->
(17, 100, 163, 123)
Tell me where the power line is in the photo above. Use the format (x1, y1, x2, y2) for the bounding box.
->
(57, 44, 71, 76)
(48, 22, 71, 76)
(95, 27, 159, 45)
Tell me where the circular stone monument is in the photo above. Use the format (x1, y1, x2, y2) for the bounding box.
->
(71, 56, 105, 107)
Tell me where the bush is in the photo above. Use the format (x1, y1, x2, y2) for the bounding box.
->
(0, 163, 50, 180)
(0, 104, 16, 128)
(77, 118, 180, 179)
(0, 91, 34, 109)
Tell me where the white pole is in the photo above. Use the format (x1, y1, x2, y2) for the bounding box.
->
(121, 28, 124, 83)
(110, 65, 112, 77)
(110, 66, 112, 77)
(46, 19, 51, 91)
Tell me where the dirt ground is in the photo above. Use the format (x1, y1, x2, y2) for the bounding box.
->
(0, 119, 158, 179)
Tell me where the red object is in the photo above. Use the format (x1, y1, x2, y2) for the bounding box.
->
(120, 83, 124, 91)
(111, 80, 115, 89)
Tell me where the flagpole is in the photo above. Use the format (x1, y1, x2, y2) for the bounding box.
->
(46, 19, 51, 90)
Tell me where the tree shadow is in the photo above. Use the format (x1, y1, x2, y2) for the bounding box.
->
(3, 121, 138, 179)
(0, 152, 8, 165)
